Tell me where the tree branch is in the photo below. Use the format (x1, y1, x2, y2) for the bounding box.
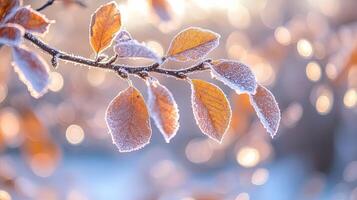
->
(36, 0, 56, 11)
(24, 32, 211, 79)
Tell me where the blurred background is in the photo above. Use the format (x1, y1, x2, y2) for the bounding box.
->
(0, 0, 356, 199)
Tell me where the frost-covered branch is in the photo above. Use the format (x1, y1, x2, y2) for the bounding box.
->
(24, 32, 211, 79)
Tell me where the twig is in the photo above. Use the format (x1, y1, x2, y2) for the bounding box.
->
(36, 0, 56, 11)
(24, 32, 211, 79)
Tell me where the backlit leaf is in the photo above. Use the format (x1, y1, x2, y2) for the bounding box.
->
(210, 59, 257, 94)
(167, 27, 220, 62)
(147, 78, 179, 143)
(105, 86, 152, 152)
(148, 0, 171, 22)
(0, 23, 24, 46)
(191, 79, 231, 142)
(7, 6, 52, 34)
(0, 0, 20, 23)
(249, 84, 280, 137)
(19, 107, 60, 178)
(113, 30, 160, 61)
(11, 46, 50, 98)
(90, 1, 121, 54)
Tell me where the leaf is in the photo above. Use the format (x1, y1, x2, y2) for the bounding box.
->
(19, 107, 60, 178)
(167, 27, 220, 62)
(249, 84, 280, 137)
(148, 0, 171, 22)
(0, 0, 20, 23)
(210, 59, 257, 94)
(190, 79, 231, 142)
(6, 6, 52, 34)
(90, 1, 121, 54)
(11, 46, 50, 98)
(113, 30, 160, 61)
(0, 23, 24, 46)
(105, 86, 152, 152)
(147, 78, 179, 143)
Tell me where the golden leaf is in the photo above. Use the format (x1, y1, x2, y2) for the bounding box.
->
(167, 27, 220, 61)
(191, 79, 231, 142)
(90, 1, 121, 54)
(147, 79, 179, 143)
(0, 0, 20, 23)
(249, 84, 280, 137)
(7, 6, 52, 34)
(105, 86, 152, 152)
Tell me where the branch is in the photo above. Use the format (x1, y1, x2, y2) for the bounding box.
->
(36, 0, 55, 11)
(24, 32, 211, 79)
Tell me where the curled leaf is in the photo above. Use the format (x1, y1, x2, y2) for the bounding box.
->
(191, 79, 231, 143)
(11, 46, 50, 98)
(167, 27, 220, 62)
(105, 86, 152, 152)
(90, 1, 121, 54)
(113, 30, 160, 61)
(249, 84, 280, 137)
(0, 0, 20, 23)
(7, 6, 52, 34)
(210, 59, 257, 94)
(0, 23, 24, 46)
(147, 78, 179, 143)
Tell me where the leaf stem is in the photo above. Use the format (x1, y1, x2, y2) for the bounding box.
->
(24, 32, 211, 79)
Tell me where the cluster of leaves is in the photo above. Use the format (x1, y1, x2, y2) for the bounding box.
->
(0, 1, 280, 153)
(0, 0, 52, 98)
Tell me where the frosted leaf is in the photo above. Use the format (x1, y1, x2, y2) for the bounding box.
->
(249, 84, 280, 137)
(105, 86, 152, 152)
(191, 79, 231, 143)
(11, 46, 50, 98)
(210, 59, 257, 94)
(0, 23, 24, 46)
(114, 40, 160, 62)
(89, 1, 121, 54)
(0, 0, 20, 23)
(167, 27, 220, 62)
(147, 78, 179, 143)
(6, 6, 53, 34)
(114, 29, 132, 43)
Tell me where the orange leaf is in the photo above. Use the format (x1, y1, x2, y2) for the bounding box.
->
(105, 86, 152, 152)
(148, 0, 171, 22)
(19, 108, 61, 178)
(249, 84, 280, 137)
(7, 6, 52, 34)
(167, 27, 220, 62)
(0, 23, 24, 46)
(191, 79, 231, 142)
(90, 1, 121, 54)
(11, 46, 50, 98)
(0, 0, 20, 23)
(147, 78, 179, 143)
(210, 59, 257, 94)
